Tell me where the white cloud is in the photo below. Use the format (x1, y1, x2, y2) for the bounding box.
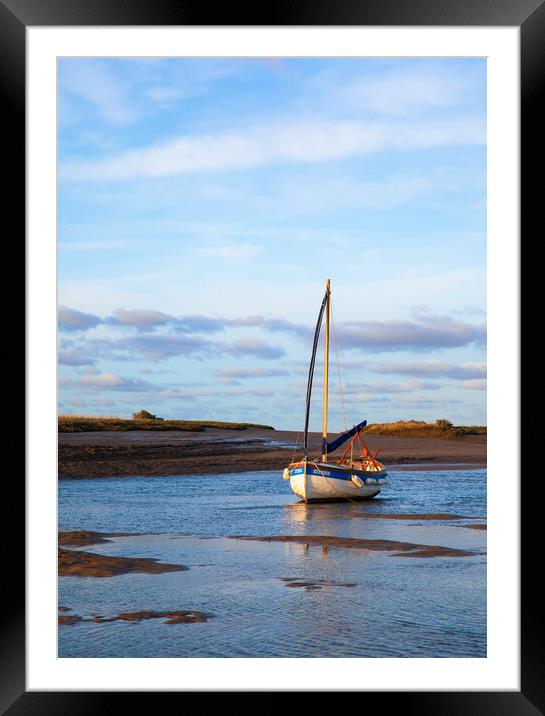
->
(60, 61, 137, 125)
(460, 378, 487, 391)
(63, 373, 160, 392)
(58, 305, 101, 332)
(334, 66, 469, 116)
(61, 116, 485, 181)
(194, 244, 263, 260)
(273, 172, 440, 213)
(58, 349, 95, 367)
(336, 314, 485, 352)
(80, 373, 125, 387)
(109, 307, 174, 330)
(369, 360, 486, 380)
(215, 367, 290, 380)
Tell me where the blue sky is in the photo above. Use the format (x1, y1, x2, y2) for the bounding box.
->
(58, 57, 486, 430)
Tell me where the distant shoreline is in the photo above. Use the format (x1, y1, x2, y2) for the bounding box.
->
(59, 427, 486, 480)
(59, 416, 275, 433)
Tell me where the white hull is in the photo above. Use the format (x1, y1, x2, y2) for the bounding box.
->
(288, 463, 387, 502)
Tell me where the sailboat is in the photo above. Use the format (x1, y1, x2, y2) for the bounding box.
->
(283, 279, 388, 502)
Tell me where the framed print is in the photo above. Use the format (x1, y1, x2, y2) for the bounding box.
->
(9, 0, 537, 708)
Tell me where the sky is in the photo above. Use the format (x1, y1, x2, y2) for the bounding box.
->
(58, 57, 486, 431)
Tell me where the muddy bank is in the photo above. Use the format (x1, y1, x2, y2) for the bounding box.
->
(58, 614, 83, 625)
(59, 427, 486, 479)
(331, 512, 479, 521)
(279, 577, 356, 591)
(232, 534, 481, 558)
(59, 530, 146, 546)
(59, 609, 213, 625)
(58, 547, 188, 577)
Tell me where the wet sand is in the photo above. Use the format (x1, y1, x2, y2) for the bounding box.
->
(58, 546, 188, 577)
(59, 609, 213, 626)
(231, 534, 481, 558)
(59, 427, 486, 479)
(333, 512, 479, 521)
(59, 530, 145, 546)
(279, 577, 357, 591)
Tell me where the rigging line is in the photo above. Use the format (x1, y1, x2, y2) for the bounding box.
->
(291, 431, 301, 464)
(330, 299, 348, 433)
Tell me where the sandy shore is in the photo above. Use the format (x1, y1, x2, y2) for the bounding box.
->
(58, 427, 486, 479)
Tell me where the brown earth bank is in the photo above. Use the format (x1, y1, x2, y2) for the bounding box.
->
(339, 512, 481, 521)
(231, 535, 483, 558)
(279, 577, 356, 591)
(59, 427, 486, 479)
(59, 610, 213, 625)
(59, 530, 146, 546)
(58, 547, 188, 577)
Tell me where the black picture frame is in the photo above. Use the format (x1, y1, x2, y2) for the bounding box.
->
(10, 0, 535, 708)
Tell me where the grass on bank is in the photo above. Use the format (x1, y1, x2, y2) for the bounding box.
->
(362, 420, 486, 439)
(59, 415, 275, 433)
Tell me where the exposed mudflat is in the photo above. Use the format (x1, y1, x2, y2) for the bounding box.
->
(59, 609, 213, 625)
(58, 546, 188, 577)
(342, 512, 478, 521)
(59, 427, 486, 479)
(279, 577, 357, 591)
(231, 534, 481, 558)
(59, 530, 145, 546)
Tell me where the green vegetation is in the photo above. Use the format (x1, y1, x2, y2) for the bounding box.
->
(132, 410, 162, 420)
(362, 420, 486, 440)
(59, 415, 275, 433)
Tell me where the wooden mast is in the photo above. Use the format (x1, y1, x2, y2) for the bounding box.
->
(321, 278, 331, 462)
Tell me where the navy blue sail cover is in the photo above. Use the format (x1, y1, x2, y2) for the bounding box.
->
(326, 419, 367, 454)
(303, 291, 327, 456)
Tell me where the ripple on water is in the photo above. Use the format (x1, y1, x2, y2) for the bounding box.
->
(59, 468, 486, 658)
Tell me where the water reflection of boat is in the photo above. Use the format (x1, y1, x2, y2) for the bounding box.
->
(282, 279, 388, 503)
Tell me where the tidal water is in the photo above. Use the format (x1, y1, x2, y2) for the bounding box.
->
(58, 468, 486, 658)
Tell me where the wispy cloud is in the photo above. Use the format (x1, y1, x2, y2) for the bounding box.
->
(58, 349, 96, 367)
(215, 367, 290, 380)
(115, 333, 216, 360)
(459, 378, 487, 391)
(58, 305, 102, 332)
(59, 306, 309, 337)
(336, 314, 486, 352)
(341, 379, 442, 396)
(193, 244, 264, 260)
(368, 360, 486, 380)
(61, 372, 160, 392)
(331, 66, 470, 116)
(115, 333, 284, 361)
(60, 60, 138, 125)
(58, 305, 485, 364)
(61, 116, 485, 182)
(107, 308, 174, 330)
(224, 339, 284, 360)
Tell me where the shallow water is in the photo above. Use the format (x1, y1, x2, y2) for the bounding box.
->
(58, 468, 486, 658)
